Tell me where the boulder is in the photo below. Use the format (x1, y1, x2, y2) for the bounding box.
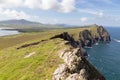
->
(52, 64, 68, 80)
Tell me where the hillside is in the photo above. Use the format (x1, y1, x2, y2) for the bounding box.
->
(0, 25, 110, 80)
(0, 19, 62, 32)
(0, 19, 40, 24)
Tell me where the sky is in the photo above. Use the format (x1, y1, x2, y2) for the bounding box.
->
(0, 0, 120, 26)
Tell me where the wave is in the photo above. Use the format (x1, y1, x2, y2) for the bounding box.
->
(88, 54, 90, 57)
(95, 43, 99, 45)
(113, 39, 120, 43)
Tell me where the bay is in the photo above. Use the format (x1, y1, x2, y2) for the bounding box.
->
(0, 28, 19, 36)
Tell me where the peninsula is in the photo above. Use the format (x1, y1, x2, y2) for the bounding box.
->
(0, 24, 110, 80)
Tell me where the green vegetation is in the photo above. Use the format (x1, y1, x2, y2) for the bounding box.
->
(0, 27, 90, 50)
(0, 38, 64, 80)
(0, 19, 62, 32)
(0, 25, 99, 80)
(0, 32, 55, 50)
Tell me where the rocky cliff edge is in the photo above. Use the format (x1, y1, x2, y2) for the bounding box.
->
(51, 25, 110, 80)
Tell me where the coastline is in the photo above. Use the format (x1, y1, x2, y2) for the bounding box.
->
(0, 28, 20, 37)
(0, 25, 110, 79)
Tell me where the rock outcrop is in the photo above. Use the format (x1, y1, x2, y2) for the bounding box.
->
(52, 47, 105, 80)
(51, 25, 110, 48)
(96, 26, 111, 42)
(50, 32, 78, 48)
(52, 25, 110, 80)
(78, 25, 111, 47)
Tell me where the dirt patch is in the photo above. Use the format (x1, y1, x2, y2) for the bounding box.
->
(24, 52, 36, 58)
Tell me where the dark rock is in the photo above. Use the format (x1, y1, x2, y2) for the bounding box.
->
(50, 25, 110, 48)
(16, 39, 47, 49)
(50, 32, 78, 47)
(52, 25, 110, 80)
(97, 26, 111, 42)
(79, 30, 92, 47)
(78, 25, 111, 47)
(50, 32, 74, 42)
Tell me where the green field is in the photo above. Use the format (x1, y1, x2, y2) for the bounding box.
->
(0, 26, 99, 80)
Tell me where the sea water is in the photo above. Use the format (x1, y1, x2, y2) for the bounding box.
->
(0, 28, 19, 36)
(87, 27, 120, 80)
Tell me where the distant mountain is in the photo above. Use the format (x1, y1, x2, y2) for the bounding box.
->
(55, 24, 75, 28)
(0, 19, 41, 25)
(0, 19, 62, 32)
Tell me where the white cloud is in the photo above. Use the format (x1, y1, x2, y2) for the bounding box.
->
(24, 0, 41, 9)
(24, 0, 76, 13)
(0, 0, 23, 8)
(24, 0, 60, 10)
(98, 12, 104, 17)
(0, 0, 76, 13)
(41, 0, 60, 10)
(59, 0, 76, 13)
(80, 17, 88, 22)
(0, 8, 39, 20)
(78, 9, 104, 17)
(0, 0, 104, 15)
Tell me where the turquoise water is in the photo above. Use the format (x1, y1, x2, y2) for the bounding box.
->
(0, 29, 19, 36)
(87, 27, 120, 80)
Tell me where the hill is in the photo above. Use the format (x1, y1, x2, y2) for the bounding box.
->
(0, 25, 110, 80)
(0, 19, 62, 32)
(0, 19, 40, 25)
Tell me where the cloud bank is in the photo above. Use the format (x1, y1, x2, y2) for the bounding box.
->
(0, 0, 76, 13)
(0, 0, 119, 26)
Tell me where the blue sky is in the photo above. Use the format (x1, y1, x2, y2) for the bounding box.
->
(0, 0, 120, 26)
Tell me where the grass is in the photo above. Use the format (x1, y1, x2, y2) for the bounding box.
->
(0, 25, 99, 80)
(0, 27, 92, 50)
(0, 38, 64, 80)
(0, 31, 60, 50)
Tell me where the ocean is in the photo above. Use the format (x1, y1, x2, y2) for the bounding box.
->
(0, 29, 19, 36)
(87, 27, 120, 80)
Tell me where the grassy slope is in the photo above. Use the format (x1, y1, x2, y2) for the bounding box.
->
(0, 26, 98, 80)
(0, 38, 65, 80)
(0, 24, 62, 32)
(0, 26, 94, 50)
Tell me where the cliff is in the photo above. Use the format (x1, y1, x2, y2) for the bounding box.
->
(78, 25, 111, 47)
(52, 45, 105, 80)
(51, 25, 110, 80)
(51, 25, 110, 48)
(0, 25, 110, 80)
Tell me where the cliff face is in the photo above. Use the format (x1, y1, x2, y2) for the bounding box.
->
(0, 25, 111, 79)
(78, 25, 111, 47)
(51, 25, 110, 80)
(52, 47, 105, 80)
(51, 25, 111, 48)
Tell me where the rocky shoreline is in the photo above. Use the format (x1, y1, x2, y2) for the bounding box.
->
(51, 25, 110, 80)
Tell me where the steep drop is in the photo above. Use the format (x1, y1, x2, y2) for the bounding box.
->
(51, 25, 110, 80)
